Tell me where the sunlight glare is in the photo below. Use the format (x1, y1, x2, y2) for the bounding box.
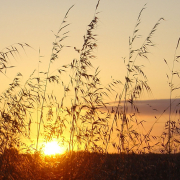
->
(43, 141, 65, 155)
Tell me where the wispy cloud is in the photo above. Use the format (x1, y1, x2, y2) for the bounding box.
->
(105, 98, 180, 116)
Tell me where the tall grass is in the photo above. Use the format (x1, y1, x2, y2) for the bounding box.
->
(106, 4, 164, 153)
(35, 4, 74, 151)
(0, 43, 33, 153)
(0, 1, 180, 179)
(0, 0, 170, 155)
(159, 38, 180, 154)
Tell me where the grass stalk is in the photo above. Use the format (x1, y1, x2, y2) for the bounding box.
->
(36, 5, 74, 151)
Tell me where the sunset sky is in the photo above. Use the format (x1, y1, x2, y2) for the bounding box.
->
(1, 0, 180, 100)
(1, 0, 180, 152)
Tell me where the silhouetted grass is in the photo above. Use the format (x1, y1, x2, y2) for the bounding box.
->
(0, 0, 180, 179)
(0, 150, 180, 179)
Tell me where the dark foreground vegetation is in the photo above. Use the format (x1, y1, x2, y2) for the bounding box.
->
(0, 150, 180, 180)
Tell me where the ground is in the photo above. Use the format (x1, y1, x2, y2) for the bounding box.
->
(0, 150, 180, 180)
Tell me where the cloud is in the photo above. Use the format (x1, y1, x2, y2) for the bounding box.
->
(105, 98, 180, 116)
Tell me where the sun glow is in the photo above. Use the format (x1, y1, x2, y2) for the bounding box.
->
(43, 141, 65, 156)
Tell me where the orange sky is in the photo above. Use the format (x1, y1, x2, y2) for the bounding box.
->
(1, 0, 180, 153)
(1, 0, 180, 100)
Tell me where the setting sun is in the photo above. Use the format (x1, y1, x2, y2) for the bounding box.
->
(43, 141, 65, 156)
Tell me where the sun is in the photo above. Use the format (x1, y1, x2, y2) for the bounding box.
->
(43, 141, 65, 156)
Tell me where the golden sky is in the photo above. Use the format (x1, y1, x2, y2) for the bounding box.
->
(1, 0, 180, 100)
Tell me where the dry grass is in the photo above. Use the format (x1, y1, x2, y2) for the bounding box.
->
(0, 150, 180, 179)
(0, 0, 180, 179)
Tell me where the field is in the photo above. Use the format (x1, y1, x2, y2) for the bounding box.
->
(0, 150, 180, 180)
